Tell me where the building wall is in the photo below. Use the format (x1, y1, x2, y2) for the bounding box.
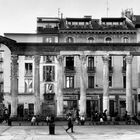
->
(4, 34, 58, 43)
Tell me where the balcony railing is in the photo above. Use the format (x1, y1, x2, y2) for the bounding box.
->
(122, 66, 126, 73)
(65, 67, 76, 73)
(87, 67, 96, 73)
(25, 71, 32, 77)
(37, 27, 59, 34)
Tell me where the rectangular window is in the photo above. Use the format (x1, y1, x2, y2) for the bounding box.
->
(88, 76, 94, 88)
(0, 84, 3, 92)
(88, 57, 94, 70)
(109, 76, 112, 87)
(138, 94, 140, 102)
(25, 79, 33, 93)
(43, 66, 55, 82)
(123, 75, 126, 88)
(29, 103, 34, 116)
(0, 63, 3, 72)
(43, 56, 55, 63)
(123, 56, 126, 67)
(25, 63, 32, 76)
(66, 57, 74, 70)
(123, 56, 126, 72)
(66, 76, 74, 88)
(44, 83, 54, 93)
(109, 56, 112, 67)
(0, 73, 3, 83)
(0, 53, 3, 62)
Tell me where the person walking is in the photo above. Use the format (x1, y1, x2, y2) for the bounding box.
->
(65, 114, 74, 133)
(31, 115, 36, 126)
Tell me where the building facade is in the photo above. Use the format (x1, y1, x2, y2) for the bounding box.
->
(1, 10, 140, 118)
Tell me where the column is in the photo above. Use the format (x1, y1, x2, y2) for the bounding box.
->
(11, 55, 18, 117)
(126, 55, 133, 116)
(79, 55, 87, 116)
(102, 55, 109, 114)
(34, 55, 40, 115)
(56, 55, 64, 117)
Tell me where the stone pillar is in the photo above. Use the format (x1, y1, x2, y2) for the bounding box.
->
(34, 55, 40, 115)
(56, 55, 64, 117)
(79, 55, 87, 116)
(11, 55, 18, 117)
(126, 55, 133, 116)
(102, 55, 109, 114)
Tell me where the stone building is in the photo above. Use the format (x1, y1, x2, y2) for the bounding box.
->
(1, 11, 140, 118)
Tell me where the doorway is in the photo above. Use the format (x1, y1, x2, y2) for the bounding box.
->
(86, 100, 98, 118)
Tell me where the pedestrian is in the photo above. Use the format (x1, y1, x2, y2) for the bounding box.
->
(65, 114, 74, 133)
(46, 115, 51, 125)
(103, 109, 107, 121)
(75, 109, 80, 125)
(31, 115, 36, 126)
(80, 115, 85, 125)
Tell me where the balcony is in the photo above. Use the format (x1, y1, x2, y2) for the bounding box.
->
(109, 66, 113, 73)
(87, 67, 96, 73)
(122, 66, 126, 73)
(25, 71, 32, 77)
(43, 93, 55, 101)
(65, 67, 76, 73)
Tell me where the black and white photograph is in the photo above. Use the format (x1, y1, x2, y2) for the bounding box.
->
(0, 0, 140, 139)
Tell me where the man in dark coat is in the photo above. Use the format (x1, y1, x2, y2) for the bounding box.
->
(65, 114, 74, 133)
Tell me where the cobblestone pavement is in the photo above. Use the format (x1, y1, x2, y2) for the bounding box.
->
(0, 125, 140, 140)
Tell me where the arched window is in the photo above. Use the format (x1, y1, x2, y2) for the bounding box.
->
(66, 37, 74, 43)
(105, 37, 112, 43)
(123, 37, 129, 43)
(88, 37, 95, 43)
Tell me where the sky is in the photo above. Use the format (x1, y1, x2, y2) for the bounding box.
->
(0, 0, 140, 35)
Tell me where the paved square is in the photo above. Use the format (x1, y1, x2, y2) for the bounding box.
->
(0, 125, 140, 140)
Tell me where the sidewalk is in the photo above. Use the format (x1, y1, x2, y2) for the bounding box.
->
(1, 125, 140, 140)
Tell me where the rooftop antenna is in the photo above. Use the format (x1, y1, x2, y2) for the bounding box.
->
(58, 8, 60, 18)
(107, 0, 109, 17)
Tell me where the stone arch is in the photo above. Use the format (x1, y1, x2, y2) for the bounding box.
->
(0, 36, 17, 53)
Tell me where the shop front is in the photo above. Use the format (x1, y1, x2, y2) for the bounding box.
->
(63, 94, 79, 116)
(86, 95, 100, 118)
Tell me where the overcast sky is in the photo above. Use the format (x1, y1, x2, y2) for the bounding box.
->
(0, 0, 140, 35)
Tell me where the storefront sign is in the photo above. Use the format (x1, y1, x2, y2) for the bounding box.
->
(64, 95, 78, 100)
(87, 95, 99, 100)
